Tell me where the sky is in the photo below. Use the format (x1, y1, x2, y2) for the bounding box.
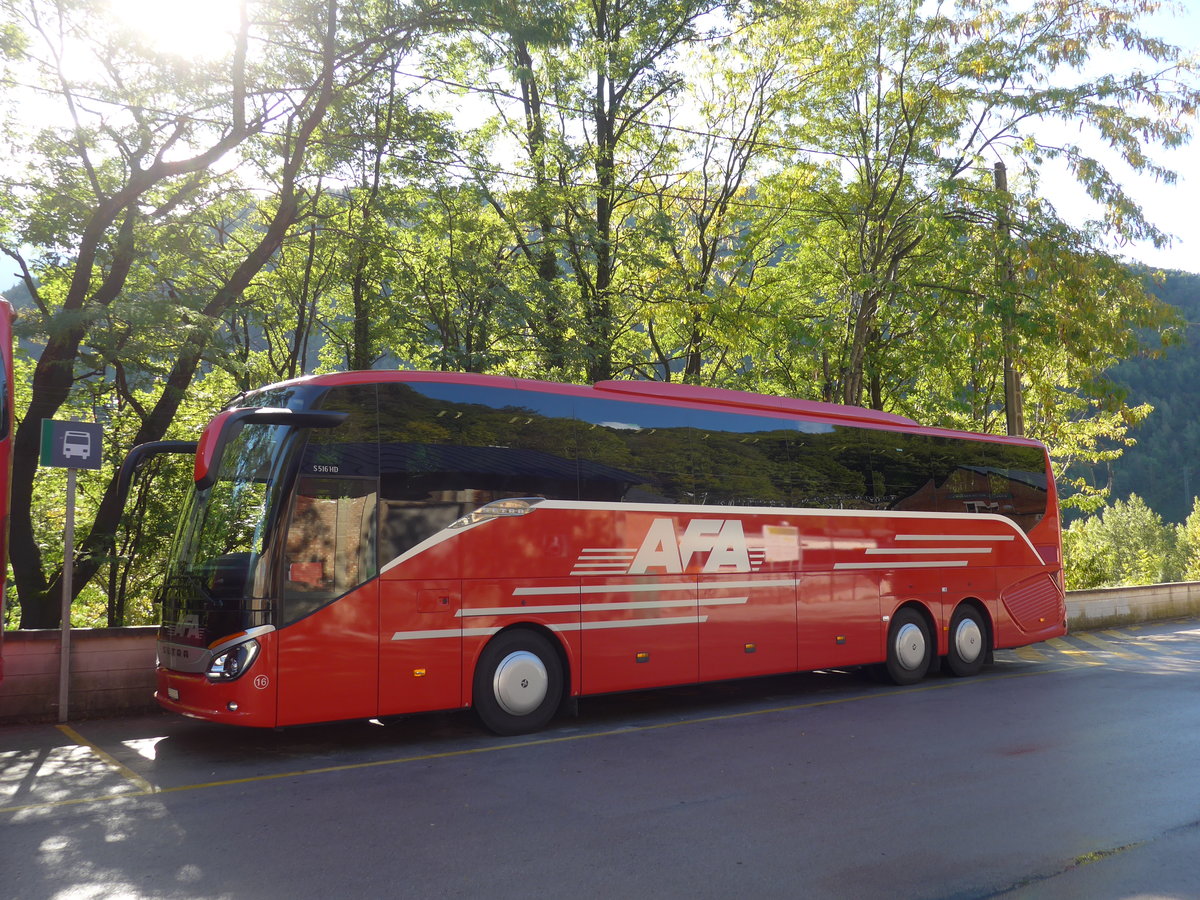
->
(5, 0, 1200, 277)
(117, 2, 1200, 279)
(1059, 2, 1200, 274)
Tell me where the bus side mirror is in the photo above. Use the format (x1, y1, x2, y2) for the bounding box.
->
(116, 441, 200, 511)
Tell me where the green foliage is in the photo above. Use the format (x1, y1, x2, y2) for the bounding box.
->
(1066, 492, 1200, 590)
(1062, 494, 1182, 590)
(2, 0, 1199, 627)
(756, 0, 1188, 404)
(1175, 497, 1200, 583)
(1102, 272, 1200, 522)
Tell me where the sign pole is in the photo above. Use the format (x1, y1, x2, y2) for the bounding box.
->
(41, 418, 103, 724)
(58, 466, 76, 724)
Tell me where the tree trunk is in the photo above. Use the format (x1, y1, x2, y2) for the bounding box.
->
(19, 0, 339, 624)
(995, 162, 1025, 437)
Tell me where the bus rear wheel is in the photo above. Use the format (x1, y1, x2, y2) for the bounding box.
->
(885, 608, 931, 686)
(473, 630, 564, 736)
(946, 604, 987, 677)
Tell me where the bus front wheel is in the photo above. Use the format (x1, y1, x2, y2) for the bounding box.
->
(473, 630, 564, 735)
(885, 608, 931, 686)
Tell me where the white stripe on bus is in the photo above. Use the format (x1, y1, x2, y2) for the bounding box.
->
(550, 616, 709, 632)
(513, 578, 799, 597)
(456, 597, 749, 618)
(390, 627, 496, 641)
(895, 534, 1015, 542)
(833, 560, 970, 570)
(391, 615, 712, 641)
(864, 547, 993, 555)
(379, 504, 1039, 575)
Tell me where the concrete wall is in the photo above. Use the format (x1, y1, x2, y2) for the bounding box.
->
(3, 583, 1200, 724)
(1, 626, 158, 724)
(1065, 581, 1200, 631)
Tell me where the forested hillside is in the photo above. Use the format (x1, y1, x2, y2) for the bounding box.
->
(1107, 271, 1200, 523)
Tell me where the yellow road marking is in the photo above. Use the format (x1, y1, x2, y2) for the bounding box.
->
(56, 725, 155, 794)
(1013, 646, 1048, 662)
(1045, 638, 1104, 664)
(1074, 633, 1139, 660)
(1102, 630, 1184, 654)
(2, 666, 1072, 816)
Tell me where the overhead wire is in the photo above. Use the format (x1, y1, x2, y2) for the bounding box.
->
(0, 50, 996, 176)
(0, 76, 1010, 229)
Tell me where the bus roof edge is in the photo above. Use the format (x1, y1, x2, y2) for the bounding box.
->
(592, 380, 920, 427)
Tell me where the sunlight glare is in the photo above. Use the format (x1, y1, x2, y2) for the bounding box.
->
(107, 0, 243, 61)
(121, 737, 165, 761)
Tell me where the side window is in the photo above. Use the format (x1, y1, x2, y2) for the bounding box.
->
(281, 476, 378, 625)
(691, 410, 794, 506)
(791, 425, 934, 512)
(376, 382, 579, 564)
(928, 437, 1047, 531)
(791, 423, 869, 509)
(862, 430, 934, 511)
(574, 397, 694, 503)
(0, 358, 8, 440)
(301, 384, 380, 478)
(1002, 449, 1050, 531)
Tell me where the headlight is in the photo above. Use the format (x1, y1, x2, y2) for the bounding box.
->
(206, 639, 260, 681)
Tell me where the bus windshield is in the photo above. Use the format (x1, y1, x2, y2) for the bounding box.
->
(161, 422, 297, 645)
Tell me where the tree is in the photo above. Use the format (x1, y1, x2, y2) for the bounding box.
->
(1174, 497, 1200, 582)
(3, 0, 1197, 626)
(760, 0, 1197, 417)
(0, 0, 468, 627)
(633, 33, 803, 384)
(377, 185, 525, 372)
(1062, 493, 1180, 589)
(1105, 272, 1200, 522)
(445, 0, 731, 381)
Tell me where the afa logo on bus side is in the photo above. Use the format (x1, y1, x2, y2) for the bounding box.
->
(631, 518, 750, 573)
(623, 518, 799, 574)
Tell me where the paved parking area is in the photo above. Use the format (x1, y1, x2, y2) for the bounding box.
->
(3, 620, 1200, 899)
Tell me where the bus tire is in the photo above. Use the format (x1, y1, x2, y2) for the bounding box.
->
(946, 604, 987, 677)
(473, 630, 564, 736)
(885, 608, 931, 686)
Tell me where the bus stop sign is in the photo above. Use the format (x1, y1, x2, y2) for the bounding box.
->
(40, 419, 103, 470)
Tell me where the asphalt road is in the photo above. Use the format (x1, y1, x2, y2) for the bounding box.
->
(3, 620, 1200, 900)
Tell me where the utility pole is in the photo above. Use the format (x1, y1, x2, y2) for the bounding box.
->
(995, 161, 1025, 437)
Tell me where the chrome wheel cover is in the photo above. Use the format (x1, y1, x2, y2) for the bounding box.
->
(954, 616, 983, 664)
(894, 622, 927, 671)
(492, 650, 549, 716)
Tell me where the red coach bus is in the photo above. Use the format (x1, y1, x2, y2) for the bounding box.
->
(134, 372, 1065, 734)
(0, 298, 15, 682)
